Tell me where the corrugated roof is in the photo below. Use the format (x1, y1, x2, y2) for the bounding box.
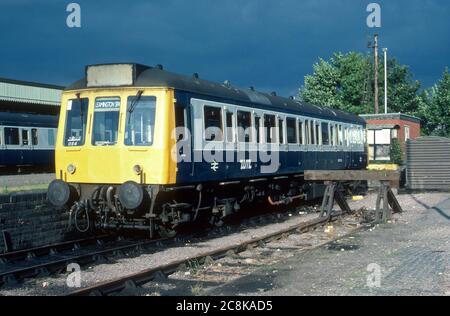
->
(0, 78, 63, 106)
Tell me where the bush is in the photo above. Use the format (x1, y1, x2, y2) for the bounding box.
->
(390, 138, 403, 165)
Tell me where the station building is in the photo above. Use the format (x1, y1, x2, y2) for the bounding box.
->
(0, 77, 63, 115)
(360, 113, 421, 164)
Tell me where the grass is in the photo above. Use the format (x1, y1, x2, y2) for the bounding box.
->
(1, 183, 49, 194)
(190, 283, 205, 296)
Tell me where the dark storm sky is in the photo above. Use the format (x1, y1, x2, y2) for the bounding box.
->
(0, 0, 449, 96)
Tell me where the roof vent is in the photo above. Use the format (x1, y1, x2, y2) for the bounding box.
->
(249, 86, 255, 91)
(192, 73, 199, 79)
(289, 96, 295, 100)
(224, 80, 231, 87)
(155, 64, 164, 70)
(270, 91, 277, 96)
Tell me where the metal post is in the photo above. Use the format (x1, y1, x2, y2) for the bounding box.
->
(383, 48, 388, 114)
(373, 34, 379, 114)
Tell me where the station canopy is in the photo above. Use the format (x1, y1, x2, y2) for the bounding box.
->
(0, 77, 64, 115)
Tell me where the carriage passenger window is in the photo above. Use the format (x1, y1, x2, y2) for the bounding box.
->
(255, 116, 261, 143)
(264, 114, 276, 143)
(31, 129, 38, 146)
(338, 125, 343, 146)
(286, 118, 297, 144)
(344, 127, 349, 146)
(204, 106, 223, 141)
(225, 112, 234, 142)
(278, 119, 284, 144)
(330, 125, 336, 146)
(125, 96, 156, 146)
(304, 120, 310, 144)
(333, 125, 338, 146)
(298, 120, 304, 145)
(64, 97, 88, 146)
(48, 130, 55, 146)
(5, 128, 19, 145)
(22, 129, 29, 146)
(237, 110, 252, 143)
(314, 122, 320, 145)
(321, 122, 329, 145)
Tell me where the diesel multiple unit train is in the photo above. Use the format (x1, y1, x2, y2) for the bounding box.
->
(47, 63, 367, 237)
(0, 112, 58, 168)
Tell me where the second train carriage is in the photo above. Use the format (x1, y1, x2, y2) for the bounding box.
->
(0, 112, 58, 168)
(48, 63, 367, 236)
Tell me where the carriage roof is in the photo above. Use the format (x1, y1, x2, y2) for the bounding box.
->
(66, 63, 365, 125)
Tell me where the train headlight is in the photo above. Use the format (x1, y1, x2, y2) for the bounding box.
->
(67, 164, 76, 174)
(118, 181, 144, 210)
(133, 165, 142, 175)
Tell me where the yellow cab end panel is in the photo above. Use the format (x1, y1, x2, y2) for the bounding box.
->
(55, 88, 176, 185)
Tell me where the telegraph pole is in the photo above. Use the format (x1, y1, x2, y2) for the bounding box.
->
(373, 34, 379, 114)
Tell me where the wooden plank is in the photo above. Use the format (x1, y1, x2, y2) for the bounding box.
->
(304, 170, 400, 181)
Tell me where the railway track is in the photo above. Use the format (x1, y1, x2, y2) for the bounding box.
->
(0, 201, 327, 292)
(0, 235, 169, 287)
(0, 235, 112, 264)
(67, 211, 346, 296)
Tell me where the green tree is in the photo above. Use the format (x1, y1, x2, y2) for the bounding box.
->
(299, 58, 341, 108)
(419, 68, 450, 136)
(385, 59, 422, 116)
(299, 52, 422, 116)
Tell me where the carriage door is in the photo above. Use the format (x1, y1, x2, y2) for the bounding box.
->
(21, 128, 32, 164)
(192, 99, 226, 182)
(174, 103, 192, 182)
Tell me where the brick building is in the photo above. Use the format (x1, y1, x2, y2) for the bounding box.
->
(359, 113, 421, 163)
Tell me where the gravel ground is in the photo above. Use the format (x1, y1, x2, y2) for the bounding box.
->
(204, 192, 450, 296)
(0, 173, 54, 189)
(0, 191, 448, 296)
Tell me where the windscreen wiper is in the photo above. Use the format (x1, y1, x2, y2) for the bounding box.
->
(128, 90, 144, 115)
(76, 93, 84, 117)
(76, 93, 85, 138)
